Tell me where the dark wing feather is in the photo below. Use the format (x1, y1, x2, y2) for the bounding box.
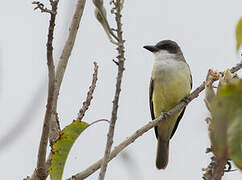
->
(149, 79, 159, 139)
(190, 74, 193, 89)
(170, 73, 193, 139)
(170, 107, 186, 139)
(149, 78, 155, 120)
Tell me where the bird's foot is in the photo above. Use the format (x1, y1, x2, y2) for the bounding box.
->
(182, 96, 190, 104)
(162, 112, 169, 120)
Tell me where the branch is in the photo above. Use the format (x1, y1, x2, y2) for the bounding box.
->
(210, 157, 228, 180)
(34, 1, 58, 179)
(32, 1, 56, 15)
(99, 0, 126, 179)
(55, 0, 86, 91)
(202, 155, 228, 180)
(230, 61, 242, 73)
(77, 62, 98, 121)
(48, 0, 87, 143)
(67, 62, 242, 180)
(29, 0, 87, 179)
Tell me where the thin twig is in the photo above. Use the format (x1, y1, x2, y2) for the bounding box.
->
(88, 119, 110, 127)
(229, 62, 242, 73)
(32, 1, 56, 15)
(34, 1, 58, 179)
(77, 62, 98, 121)
(99, 1, 125, 179)
(67, 62, 242, 180)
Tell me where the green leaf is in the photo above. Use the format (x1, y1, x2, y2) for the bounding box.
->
(227, 113, 242, 170)
(210, 79, 242, 167)
(49, 121, 89, 180)
(210, 97, 228, 157)
(236, 18, 242, 51)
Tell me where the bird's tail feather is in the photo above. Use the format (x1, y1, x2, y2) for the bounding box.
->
(156, 138, 169, 169)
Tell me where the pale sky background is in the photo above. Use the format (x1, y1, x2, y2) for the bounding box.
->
(0, 0, 242, 179)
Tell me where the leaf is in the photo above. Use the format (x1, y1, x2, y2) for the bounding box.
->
(49, 121, 89, 180)
(227, 113, 242, 170)
(236, 18, 242, 51)
(210, 79, 242, 167)
(210, 97, 228, 158)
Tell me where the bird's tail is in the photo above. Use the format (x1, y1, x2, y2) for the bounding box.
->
(156, 138, 169, 169)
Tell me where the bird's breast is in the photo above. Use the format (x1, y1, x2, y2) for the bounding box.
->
(152, 59, 191, 114)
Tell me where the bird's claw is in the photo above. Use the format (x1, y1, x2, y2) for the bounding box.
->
(182, 96, 190, 104)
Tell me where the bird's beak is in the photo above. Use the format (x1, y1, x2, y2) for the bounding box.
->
(143, 45, 159, 52)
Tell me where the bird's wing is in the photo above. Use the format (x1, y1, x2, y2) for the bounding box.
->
(190, 74, 193, 89)
(149, 78, 159, 139)
(170, 108, 186, 139)
(170, 73, 193, 139)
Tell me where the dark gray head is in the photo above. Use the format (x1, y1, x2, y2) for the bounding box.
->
(143, 40, 182, 54)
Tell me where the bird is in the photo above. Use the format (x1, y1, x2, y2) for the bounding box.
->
(143, 40, 192, 169)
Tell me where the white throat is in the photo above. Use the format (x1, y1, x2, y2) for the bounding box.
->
(152, 50, 187, 75)
(154, 50, 177, 62)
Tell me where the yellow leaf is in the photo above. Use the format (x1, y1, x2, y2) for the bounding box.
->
(49, 121, 89, 180)
(236, 18, 242, 51)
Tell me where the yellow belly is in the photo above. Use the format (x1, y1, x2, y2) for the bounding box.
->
(153, 74, 191, 140)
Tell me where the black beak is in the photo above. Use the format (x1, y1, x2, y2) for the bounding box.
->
(143, 45, 159, 52)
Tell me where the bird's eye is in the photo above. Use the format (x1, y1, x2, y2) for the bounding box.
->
(157, 44, 177, 54)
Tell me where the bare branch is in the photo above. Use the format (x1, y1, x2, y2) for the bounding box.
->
(99, 1, 126, 179)
(230, 62, 242, 73)
(210, 157, 228, 180)
(48, 0, 87, 143)
(32, 1, 56, 15)
(67, 62, 242, 180)
(77, 62, 98, 121)
(33, 1, 58, 179)
(55, 0, 86, 91)
(88, 119, 110, 127)
(202, 155, 228, 180)
(30, 1, 87, 179)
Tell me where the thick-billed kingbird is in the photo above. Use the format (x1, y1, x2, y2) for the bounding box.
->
(144, 40, 192, 169)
